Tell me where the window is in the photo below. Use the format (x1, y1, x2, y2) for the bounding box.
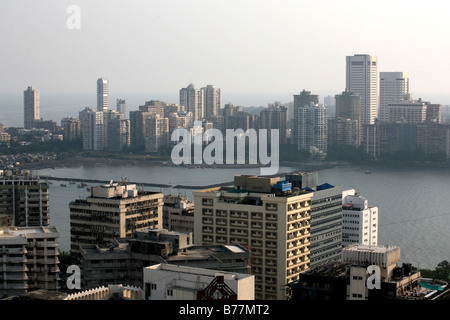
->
(167, 289, 173, 296)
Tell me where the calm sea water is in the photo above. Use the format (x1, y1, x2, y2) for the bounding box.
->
(37, 162, 450, 270)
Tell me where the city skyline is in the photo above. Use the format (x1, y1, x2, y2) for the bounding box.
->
(1, 1, 449, 101)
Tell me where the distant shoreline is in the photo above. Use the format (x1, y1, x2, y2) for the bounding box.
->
(15, 152, 450, 173)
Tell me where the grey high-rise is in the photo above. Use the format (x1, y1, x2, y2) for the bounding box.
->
(293, 90, 319, 146)
(23, 86, 40, 129)
(97, 78, 109, 112)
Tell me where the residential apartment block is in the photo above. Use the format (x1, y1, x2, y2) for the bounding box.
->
(0, 171, 50, 227)
(0, 225, 60, 298)
(193, 175, 312, 300)
(69, 182, 164, 264)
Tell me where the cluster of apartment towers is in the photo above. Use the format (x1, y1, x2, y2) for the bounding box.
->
(21, 54, 447, 160)
(0, 166, 386, 300)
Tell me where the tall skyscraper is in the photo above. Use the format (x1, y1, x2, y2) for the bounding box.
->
(79, 107, 104, 151)
(97, 78, 109, 112)
(346, 54, 378, 126)
(116, 98, 126, 117)
(180, 83, 204, 121)
(260, 103, 288, 144)
(297, 101, 328, 154)
(379, 72, 410, 122)
(334, 89, 362, 147)
(202, 85, 222, 118)
(292, 90, 319, 147)
(23, 86, 40, 129)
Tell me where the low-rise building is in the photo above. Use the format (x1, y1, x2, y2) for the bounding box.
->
(287, 244, 438, 300)
(143, 263, 255, 300)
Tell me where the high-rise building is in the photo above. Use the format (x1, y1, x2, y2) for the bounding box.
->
(97, 78, 109, 112)
(193, 175, 312, 300)
(0, 171, 50, 227)
(202, 85, 222, 118)
(293, 90, 319, 146)
(260, 103, 288, 144)
(333, 89, 362, 147)
(341, 189, 378, 247)
(285, 172, 343, 269)
(180, 83, 204, 121)
(297, 101, 328, 155)
(116, 99, 126, 117)
(387, 100, 427, 123)
(79, 107, 104, 151)
(379, 72, 410, 122)
(346, 54, 378, 126)
(107, 117, 130, 153)
(23, 86, 40, 129)
(61, 117, 81, 141)
(145, 114, 169, 152)
(69, 182, 164, 264)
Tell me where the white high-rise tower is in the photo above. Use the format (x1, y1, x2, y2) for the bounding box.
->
(346, 54, 378, 126)
(379, 72, 410, 122)
(97, 77, 109, 112)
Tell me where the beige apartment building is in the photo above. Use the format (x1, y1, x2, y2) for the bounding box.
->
(69, 182, 164, 264)
(193, 175, 312, 300)
(0, 225, 60, 297)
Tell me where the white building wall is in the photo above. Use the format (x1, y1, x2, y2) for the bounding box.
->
(143, 264, 254, 300)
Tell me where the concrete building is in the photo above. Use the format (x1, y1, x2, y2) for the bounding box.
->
(116, 99, 126, 117)
(106, 117, 130, 153)
(287, 244, 432, 301)
(180, 83, 204, 121)
(297, 101, 328, 155)
(346, 54, 378, 126)
(143, 264, 254, 300)
(129, 101, 166, 151)
(79, 228, 251, 290)
(285, 172, 343, 269)
(162, 194, 194, 233)
(97, 78, 109, 112)
(69, 181, 164, 264)
(202, 85, 222, 118)
(327, 117, 360, 148)
(0, 225, 60, 298)
(260, 103, 288, 144)
(342, 189, 378, 247)
(145, 114, 169, 152)
(292, 90, 319, 147)
(0, 171, 50, 227)
(193, 175, 312, 300)
(334, 89, 362, 147)
(379, 72, 410, 123)
(61, 117, 81, 141)
(23, 86, 40, 129)
(388, 100, 427, 123)
(79, 107, 104, 151)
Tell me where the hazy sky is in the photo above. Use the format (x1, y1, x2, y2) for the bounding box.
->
(1, 0, 450, 104)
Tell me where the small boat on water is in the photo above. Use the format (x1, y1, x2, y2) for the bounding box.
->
(60, 183, 67, 187)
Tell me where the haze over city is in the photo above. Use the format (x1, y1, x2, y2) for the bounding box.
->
(1, 0, 450, 127)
